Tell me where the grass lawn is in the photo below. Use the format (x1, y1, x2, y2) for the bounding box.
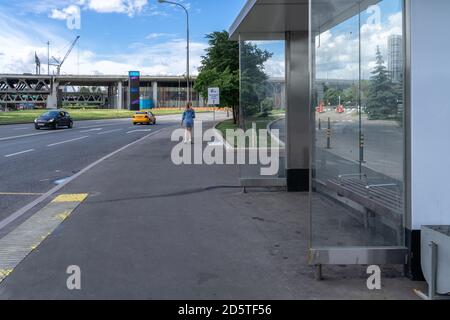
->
(0, 108, 210, 125)
(215, 112, 285, 148)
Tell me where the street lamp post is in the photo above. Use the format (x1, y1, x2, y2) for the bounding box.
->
(158, 0, 190, 104)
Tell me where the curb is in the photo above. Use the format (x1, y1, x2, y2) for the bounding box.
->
(213, 127, 234, 150)
(267, 117, 285, 147)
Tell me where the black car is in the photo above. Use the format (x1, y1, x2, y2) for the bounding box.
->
(34, 110, 73, 130)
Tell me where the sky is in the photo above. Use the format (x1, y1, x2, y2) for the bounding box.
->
(315, 0, 403, 80)
(0, 0, 247, 76)
(0, 0, 403, 79)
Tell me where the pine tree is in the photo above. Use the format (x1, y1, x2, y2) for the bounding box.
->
(366, 47, 400, 120)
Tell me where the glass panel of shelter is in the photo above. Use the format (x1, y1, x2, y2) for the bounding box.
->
(310, 0, 405, 249)
(238, 39, 287, 184)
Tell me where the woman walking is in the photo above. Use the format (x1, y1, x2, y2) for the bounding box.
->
(181, 102, 196, 143)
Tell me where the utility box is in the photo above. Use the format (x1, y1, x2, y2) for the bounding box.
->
(421, 226, 450, 296)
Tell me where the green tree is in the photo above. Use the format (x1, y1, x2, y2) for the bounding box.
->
(343, 85, 358, 106)
(260, 97, 274, 117)
(366, 47, 401, 120)
(240, 42, 272, 119)
(194, 31, 240, 123)
(323, 87, 343, 106)
(194, 31, 272, 124)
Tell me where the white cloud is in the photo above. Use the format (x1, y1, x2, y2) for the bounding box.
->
(315, 11, 403, 80)
(87, 0, 147, 16)
(46, 0, 149, 19)
(0, 10, 73, 74)
(145, 33, 176, 40)
(248, 40, 286, 77)
(49, 5, 81, 20)
(0, 10, 206, 76)
(264, 58, 285, 78)
(78, 39, 207, 75)
(0, 2, 207, 76)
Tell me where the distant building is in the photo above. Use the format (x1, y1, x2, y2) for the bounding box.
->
(388, 35, 403, 83)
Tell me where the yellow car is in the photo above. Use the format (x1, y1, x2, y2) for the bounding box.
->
(132, 111, 156, 125)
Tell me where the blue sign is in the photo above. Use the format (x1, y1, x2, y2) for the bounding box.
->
(129, 71, 140, 77)
(129, 71, 141, 111)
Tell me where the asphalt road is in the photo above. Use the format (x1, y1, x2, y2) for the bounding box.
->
(271, 111, 403, 180)
(0, 115, 422, 299)
(317, 113, 403, 180)
(0, 112, 221, 225)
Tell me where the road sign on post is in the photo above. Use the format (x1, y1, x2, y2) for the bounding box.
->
(208, 87, 220, 126)
(208, 87, 220, 106)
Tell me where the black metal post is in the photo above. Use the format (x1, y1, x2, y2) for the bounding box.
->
(360, 133, 365, 163)
(326, 117, 331, 149)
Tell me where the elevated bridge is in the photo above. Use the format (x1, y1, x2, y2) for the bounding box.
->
(0, 74, 201, 109)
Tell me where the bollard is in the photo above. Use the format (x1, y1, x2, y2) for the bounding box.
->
(326, 117, 331, 149)
(318, 118, 321, 130)
(360, 133, 365, 163)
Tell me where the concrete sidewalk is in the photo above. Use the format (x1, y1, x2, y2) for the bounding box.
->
(0, 122, 425, 299)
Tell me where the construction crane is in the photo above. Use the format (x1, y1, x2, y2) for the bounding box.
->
(50, 35, 80, 75)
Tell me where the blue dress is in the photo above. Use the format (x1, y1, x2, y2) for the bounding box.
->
(182, 109, 196, 128)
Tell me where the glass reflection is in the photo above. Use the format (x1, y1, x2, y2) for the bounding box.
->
(310, 0, 405, 248)
(239, 40, 286, 179)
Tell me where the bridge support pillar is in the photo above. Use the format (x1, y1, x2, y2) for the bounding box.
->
(117, 81, 123, 109)
(107, 86, 114, 109)
(46, 79, 59, 109)
(152, 81, 158, 108)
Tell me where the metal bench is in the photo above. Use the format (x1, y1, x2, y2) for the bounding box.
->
(326, 174, 403, 238)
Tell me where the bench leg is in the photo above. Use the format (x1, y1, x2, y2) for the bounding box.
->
(396, 227, 403, 247)
(364, 209, 370, 229)
(315, 265, 323, 281)
(364, 209, 377, 229)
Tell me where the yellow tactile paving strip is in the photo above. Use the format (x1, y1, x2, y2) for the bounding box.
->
(52, 194, 88, 203)
(0, 194, 88, 284)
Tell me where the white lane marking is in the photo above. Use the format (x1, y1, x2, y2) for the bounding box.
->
(1, 119, 134, 142)
(80, 128, 103, 133)
(0, 113, 207, 141)
(77, 122, 129, 130)
(0, 192, 44, 196)
(4, 149, 35, 158)
(47, 136, 89, 147)
(0, 131, 56, 142)
(0, 128, 168, 231)
(98, 129, 122, 135)
(126, 129, 152, 134)
(12, 127, 29, 131)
